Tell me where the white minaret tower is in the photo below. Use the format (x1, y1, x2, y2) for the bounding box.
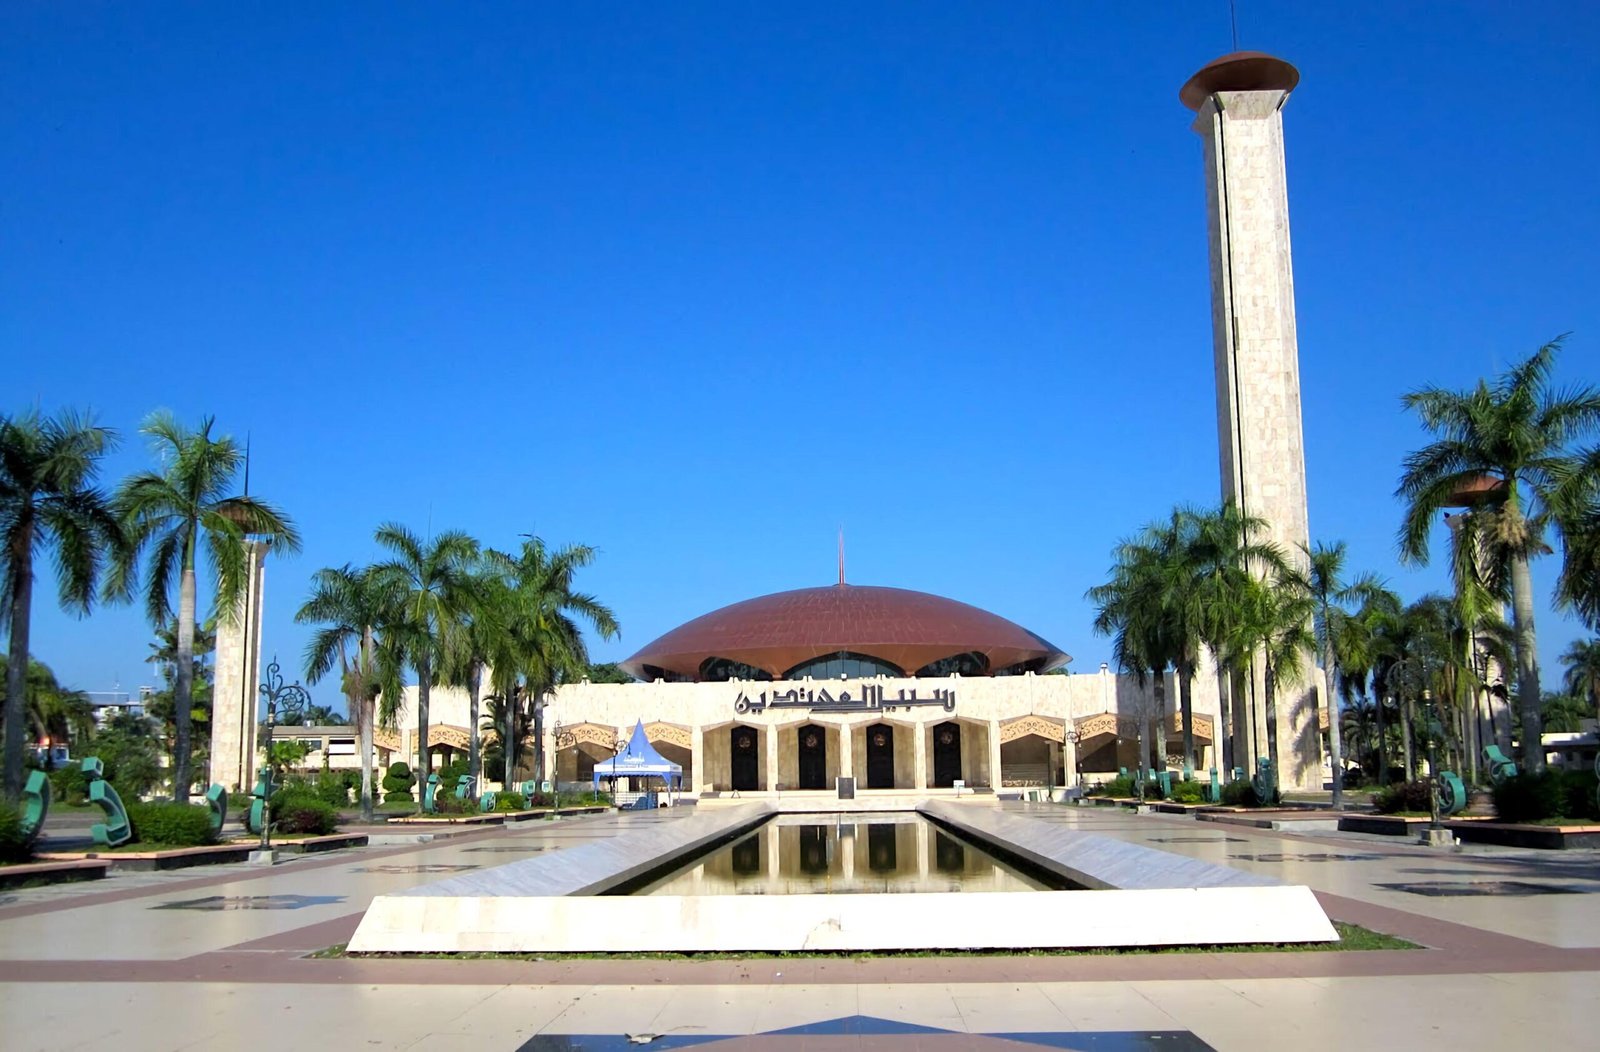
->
(1183, 53, 1319, 789)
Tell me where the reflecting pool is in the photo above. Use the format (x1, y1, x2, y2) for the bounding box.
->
(636, 812, 1054, 895)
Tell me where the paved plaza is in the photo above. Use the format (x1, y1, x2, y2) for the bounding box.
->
(2, 805, 1598, 1050)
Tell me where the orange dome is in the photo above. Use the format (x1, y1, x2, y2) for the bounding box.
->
(622, 584, 1070, 681)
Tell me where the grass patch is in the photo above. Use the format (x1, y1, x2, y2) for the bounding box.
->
(317, 923, 1416, 961)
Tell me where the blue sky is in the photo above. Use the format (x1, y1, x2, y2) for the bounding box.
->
(5, 3, 1596, 709)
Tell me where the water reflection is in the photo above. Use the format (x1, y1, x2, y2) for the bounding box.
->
(638, 814, 1046, 895)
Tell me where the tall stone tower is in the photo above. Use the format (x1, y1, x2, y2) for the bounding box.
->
(209, 540, 269, 791)
(1182, 53, 1319, 788)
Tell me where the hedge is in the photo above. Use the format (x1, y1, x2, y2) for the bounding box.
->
(1372, 780, 1434, 814)
(0, 802, 30, 862)
(126, 802, 218, 848)
(1493, 769, 1600, 824)
(1169, 779, 1205, 804)
(272, 792, 340, 836)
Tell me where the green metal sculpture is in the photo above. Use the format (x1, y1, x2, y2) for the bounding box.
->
(81, 757, 132, 848)
(422, 772, 439, 814)
(1436, 771, 1468, 817)
(244, 767, 275, 836)
(1251, 757, 1277, 806)
(204, 784, 228, 838)
(478, 791, 497, 812)
(454, 774, 473, 800)
(1483, 744, 1518, 782)
(20, 769, 50, 849)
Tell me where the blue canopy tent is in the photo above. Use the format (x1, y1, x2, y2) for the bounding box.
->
(592, 720, 684, 807)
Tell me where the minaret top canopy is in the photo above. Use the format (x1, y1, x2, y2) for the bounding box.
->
(1180, 51, 1299, 110)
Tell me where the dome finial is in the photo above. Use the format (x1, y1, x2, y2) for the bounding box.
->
(837, 527, 846, 586)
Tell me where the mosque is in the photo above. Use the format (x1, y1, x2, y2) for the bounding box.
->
(223, 50, 1336, 796)
(361, 577, 1252, 798)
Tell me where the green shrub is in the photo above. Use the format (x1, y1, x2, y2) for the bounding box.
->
(1493, 770, 1600, 824)
(311, 776, 350, 808)
(272, 792, 339, 835)
(0, 801, 31, 862)
(1169, 779, 1205, 804)
(435, 794, 474, 815)
(382, 762, 415, 804)
(1372, 780, 1434, 815)
(1220, 780, 1261, 807)
(438, 758, 470, 785)
(126, 802, 217, 847)
(494, 791, 527, 812)
(1099, 776, 1136, 798)
(50, 765, 90, 805)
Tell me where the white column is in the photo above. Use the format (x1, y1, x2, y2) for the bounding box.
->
(912, 723, 928, 789)
(691, 725, 705, 795)
(1188, 58, 1318, 790)
(987, 720, 1003, 789)
(839, 722, 854, 782)
(765, 723, 779, 793)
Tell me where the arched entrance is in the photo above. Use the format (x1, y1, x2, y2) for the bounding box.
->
(865, 723, 895, 789)
(730, 726, 759, 791)
(797, 723, 827, 790)
(931, 721, 962, 787)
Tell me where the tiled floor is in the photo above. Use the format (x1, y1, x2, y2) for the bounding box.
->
(2, 805, 1598, 1050)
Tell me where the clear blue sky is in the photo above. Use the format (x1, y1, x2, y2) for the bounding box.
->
(5, 3, 1596, 710)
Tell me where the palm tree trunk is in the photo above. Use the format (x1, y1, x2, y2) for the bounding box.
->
(415, 655, 431, 812)
(1263, 663, 1280, 776)
(1375, 686, 1388, 785)
(504, 685, 517, 789)
(1509, 551, 1544, 772)
(532, 689, 545, 785)
(3, 532, 34, 803)
(1152, 672, 1168, 780)
(1215, 662, 1233, 777)
(1401, 694, 1415, 779)
(1322, 639, 1345, 808)
(173, 564, 197, 803)
(467, 661, 482, 786)
(358, 627, 376, 822)
(1177, 659, 1195, 771)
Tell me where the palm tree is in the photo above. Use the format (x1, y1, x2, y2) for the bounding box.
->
(369, 524, 479, 799)
(0, 654, 95, 756)
(436, 565, 512, 787)
(0, 409, 125, 801)
(482, 537, 618, 787)
(1189, 503, 1294, 777)
(1224, 567, 1315, 781)
(1557, 504, 1600, 631)
(1087, 527, 1177, 780)
(111, 413, 300, 802)
(296, 563, 398, 821)
(1304, 542, 1386, 808)
(1562, 638, 1600, 720)
(1398, 337, 1600, 773)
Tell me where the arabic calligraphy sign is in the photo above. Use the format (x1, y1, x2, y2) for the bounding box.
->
(733, 684, 957, 717)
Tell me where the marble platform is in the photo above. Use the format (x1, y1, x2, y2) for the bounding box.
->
(348, 800, 1338, 954)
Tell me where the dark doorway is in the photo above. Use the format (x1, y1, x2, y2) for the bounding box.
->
(932, 721, 962, 787)
(797, 723, 827, 790)
(934, 831, 966, 873)
(797, 824, 828, 874)
(865, 723, 895, 789)
(866, 822, 898, 872)
(731, 832, 761, 875)
(730, 726, 759, 791)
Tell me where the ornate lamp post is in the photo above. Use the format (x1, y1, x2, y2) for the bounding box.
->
(1064, 727, 1083, 791)
(258, 657, 311, 851)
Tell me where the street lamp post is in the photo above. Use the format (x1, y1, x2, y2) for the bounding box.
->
(1064, 727, 1082, 792)
(258, 657, 311, 852)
